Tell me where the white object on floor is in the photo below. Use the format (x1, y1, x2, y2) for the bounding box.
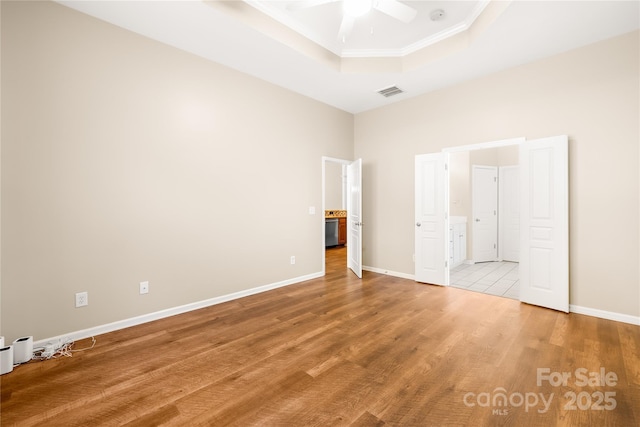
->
(0, 346, 13, 375)
(12, 336, 33, 364)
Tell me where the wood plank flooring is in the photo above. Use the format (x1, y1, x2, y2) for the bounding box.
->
(1, 246, 639, 426)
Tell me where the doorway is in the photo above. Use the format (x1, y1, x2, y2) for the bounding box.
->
(449, 146, 520, 300)
(322, 157, 363, 278)
(415, 135, 569, 312)
(323, 158, 347, 272)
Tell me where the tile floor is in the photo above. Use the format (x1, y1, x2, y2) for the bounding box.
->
(450, 261, 519, 300)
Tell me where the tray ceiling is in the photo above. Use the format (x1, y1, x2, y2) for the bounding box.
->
(57, 1, 640, 113)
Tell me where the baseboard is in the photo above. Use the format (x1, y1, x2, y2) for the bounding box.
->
(34, 271, 324, 349)
(363, 268, 640, 326)
(570, 305, 640, 326)
(33, 272, 637, 349)
(363, 266, 415, 280)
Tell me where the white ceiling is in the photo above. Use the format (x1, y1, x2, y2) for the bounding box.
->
(58, 1, 640, 114)
(246, 0, 489, 57)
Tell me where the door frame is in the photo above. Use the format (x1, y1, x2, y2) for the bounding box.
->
(417, 135, 569, 313)
(321, 156, 352, 276)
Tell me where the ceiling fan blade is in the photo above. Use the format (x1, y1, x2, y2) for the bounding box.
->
(374, 0, 417, 23)
(338, 14, 356, 41)
(287, 0, 337, 12)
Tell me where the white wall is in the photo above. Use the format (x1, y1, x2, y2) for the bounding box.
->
(355, 31, 640, 318)
(0, 1, 354, 341)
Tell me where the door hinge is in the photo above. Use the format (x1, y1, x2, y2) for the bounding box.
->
(494, 243, 497, 249)
(494, 177, 497, 182)
(445, 163, 448, 171)
(445, 260, 448, 268)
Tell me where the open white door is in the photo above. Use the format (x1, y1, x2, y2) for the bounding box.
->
(347, 159, 362, 278)
(415, 153, 448, 285)
(520, 135, 569, 312)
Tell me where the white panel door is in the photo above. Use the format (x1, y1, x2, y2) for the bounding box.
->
(520, 136, 569, 312)
(347, 159, 362, 278)
(472, 166, 498, 263)
(499, 166, 520, 262)
(415, 153, 447, 285)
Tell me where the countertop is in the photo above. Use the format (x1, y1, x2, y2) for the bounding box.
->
(325, 210, 347, 218)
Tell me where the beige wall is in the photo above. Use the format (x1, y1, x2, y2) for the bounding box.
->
(450, 145, 519, 218)
(1, 1, 353, 341)
(325, 161, 343, 210)
(2, 2, 638, 344)
(0, 0, 3, 340)
(469, 145, 518, 167)
(355, 30, 640, 317)
(449, 151, 470, 218)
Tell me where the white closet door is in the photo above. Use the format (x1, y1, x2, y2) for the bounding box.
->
(472, 166, 498, 262)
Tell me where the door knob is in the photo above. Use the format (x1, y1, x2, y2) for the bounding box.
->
(475, 218, 480, 222)
(416, 222, 421, 227)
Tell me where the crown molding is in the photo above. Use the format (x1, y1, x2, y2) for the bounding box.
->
(246, 0, 491, 59)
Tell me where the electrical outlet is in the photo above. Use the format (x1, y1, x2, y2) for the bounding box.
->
(290, 256, 296, 265)
(75, 291, 88, 308)
(140, 281, 149, 294)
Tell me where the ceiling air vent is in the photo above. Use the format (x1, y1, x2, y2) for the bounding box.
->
(377, 85, 404, 98)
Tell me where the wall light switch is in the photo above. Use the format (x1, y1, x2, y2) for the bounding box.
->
(309, 206, 316, 215)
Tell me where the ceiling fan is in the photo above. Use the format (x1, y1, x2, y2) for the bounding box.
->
(287, 0, 418, 41)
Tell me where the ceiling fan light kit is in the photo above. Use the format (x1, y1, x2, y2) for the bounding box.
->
(343, 0, 373, 18)
(288, 0, 418, 41)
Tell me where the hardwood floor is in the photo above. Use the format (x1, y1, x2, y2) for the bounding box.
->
(1, 246, 639, 426)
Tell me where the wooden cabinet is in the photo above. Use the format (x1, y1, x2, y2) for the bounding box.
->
(338, 217, 347, 245)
